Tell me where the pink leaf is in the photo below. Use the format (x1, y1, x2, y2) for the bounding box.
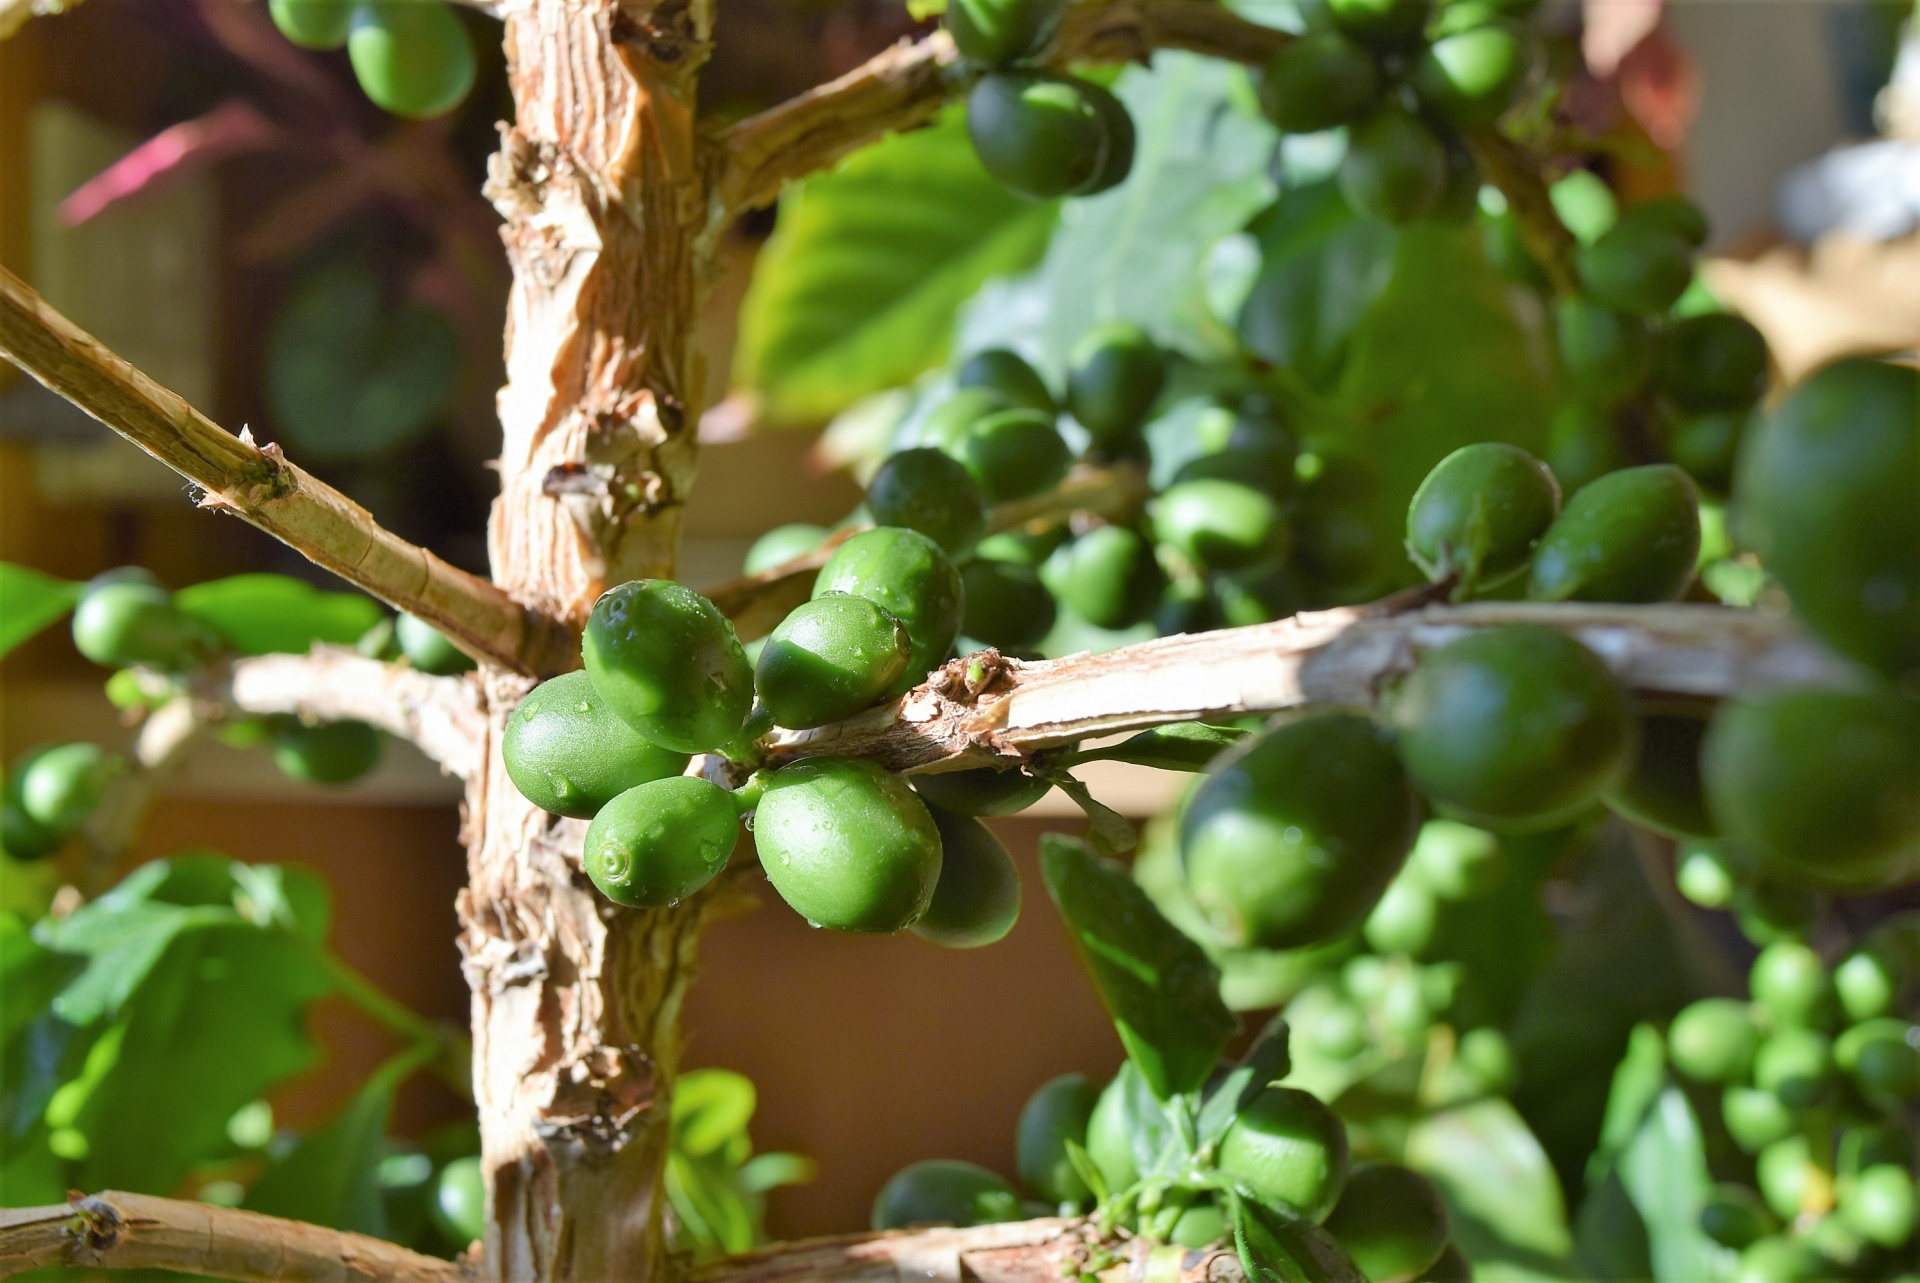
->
(60, 101, 280, 226)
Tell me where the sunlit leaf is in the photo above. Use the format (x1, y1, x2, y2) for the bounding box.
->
(176, 574, 383, 656)
(0, 563, 84, 659)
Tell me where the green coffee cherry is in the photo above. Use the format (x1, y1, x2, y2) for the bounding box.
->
(1322, 1164, 1450, 1283)
(1289, 985, 1369, 1062)
(952, 409, 1071, 502)
(1528, 465, 1701, 603)
(1666, 409, 1749, 495)
(71, 581, 216, 670)
(1405, 442, 1561, 589)
(1547, 398, 1628, 494)
(1, 799, 63, 861)
(756, 595, 912, 730)
(1412, 22, 1527, 124)
(396, 613, 474, 675)
(1632, 195, 1710, 247)
(1325, 0, 1432, 48)
(1085, 1072, 1139, 1192)
(1416, 1245, 1472, 1283)
(1067, 323, 1165, 443)
(1660, 313, 1769, 413)
(430, 1156, 485, 1249)
(1755, 1136, 1812, 1222)
(1606, 711, 1715, 840)
(1339, 108, 1446, 225)
(960, 557, 1056, 652)
(1722, 1086, 1795, 1154)
(1078, 80, 1136, 197)
(581, 776, 738, 908)
(1405, 820, 1504, 901)
(754, 757, 943, 933)
(1482, 206, 1548, 290)
(1169, 1203, 1227, 1248)
(1842, 1165, 1917, 1249)
(583, 580, 754, 756)
(1835, 1018, 1920, 1100)
(503, 673, 691, 818)
(1454, 1027, 1517, 1096)
(1041, 526, 1165, 629)
(15, 743, 120, 834)
(1015, 1073, 1098, 1205)
(1675, 844, 1736, 909)
(744, 524, 828, 575)
(866, 448, 989, 558)
(1733, 877, 1826, 948)
(918, 388, 1012, 454)
(1180, 713, 1421, 949)
(944, 0, 1066, 66)
(1557, 298, 1654, 404)
(347, 0, 476, 120)
(1387, 626, 1634, 831)
(816, 528, 965, 689)
(1363, 879, 1437, 957)
(1261, 31, 1380, 133)
(1698, 1184, 1776, 1250)
(1575, 219, 1695, 315)
(1703, 689, 1920, 891)
(912, 767, 1050, 817)
(1733, 357, 1919, 677)
(967, 71, 1120, 200)
(973, 528, 1066, 569)
(1733, 1237, 1805, 1283)
(1668, 998, 1761, 1084)
(1834, 950, 1899, 1023)
(1749, 941, 1835, 1030)
(270, 718, 384, 785)
(957, 349, 1054, 416)
(871, 1160, 1022, 1230)
(270, 0, 352, 48)
(913, 809, 1020, 949)
(1218, 1086, 1350, 1222)
(1154, 479, 1288, 572)
(1209, 563, 1302, 628)
(1752, 1027, 1832, 1108)
(1174, 435, 1297, 503)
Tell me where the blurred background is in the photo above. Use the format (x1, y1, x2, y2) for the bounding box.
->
(2, 0, 1917, 1238)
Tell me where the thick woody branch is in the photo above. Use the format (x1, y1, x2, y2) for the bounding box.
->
(708, 461, 1151, 642)
(695, 1217, 1242, 1283)
(230, 647, 489, 780)
(1464, 127, 1578, 296)
(0, 1190, 463, 1283)
(708, 0, 1288, 217)
(768, 601, 1842, 773)
(0, 266, 571, 677)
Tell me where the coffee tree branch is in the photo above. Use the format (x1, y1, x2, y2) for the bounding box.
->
(767, 601, 1843, 773)
(708, 461, 1152, 641)
(707, 0, 1289, 218)
(229, 648, 490, 779)
(0, 1190, 464, 1283)
(0, 266, 572, 677)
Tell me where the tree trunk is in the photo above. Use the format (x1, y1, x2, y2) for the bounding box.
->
(459, 2, 716, 1278)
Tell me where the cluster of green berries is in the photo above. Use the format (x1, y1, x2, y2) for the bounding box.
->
(1669, 934, 1920, 1279)
(875, 1055, 1470, 1283)
(948, 0, 1136, 200)
(1261, 0, 1537, 226)
(268, 0, 476, 120)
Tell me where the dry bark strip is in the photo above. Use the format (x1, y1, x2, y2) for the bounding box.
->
(0, 1190, 465, 1282)
(768, 601, 1843, 773)
(0, 266, 570, 677)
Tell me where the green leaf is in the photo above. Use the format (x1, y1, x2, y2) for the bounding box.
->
(1064, 722, 1249, 773)
(0, 563, 84, 659)
(735, 106, 1057, 423)
(1405, 1099, 1575, 1272)
(1586, 1023, 1666, 1183)
(957, 52, 1279, 370)
(245, 1044, 431, 1235)
(266, 264, 458, 461)
(1196, 1016, 1290, 1149)
(673, 1068, 757, 1158)
(1044, 772, 1138, 856)
(176, 574, 384, 656)
(737, 1151, 815, 1193)
(1236, 181, 1400, 388)
(668, 1149, 759, 1258)
(1231, 1194, 1365, 1283)
(1039, 835, 1235, 1098)
(1102, 1058, 1186, 1182)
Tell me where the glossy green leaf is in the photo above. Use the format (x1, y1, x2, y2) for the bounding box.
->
(736, 106, 1057, 423)
(674, 1068, 757, 1159)
(0, 563, 84, 659)
(738, 1151, 816, 1193)
(1040, 835, 1235, 1097)
(245, 1044, 430, 1235)
(266, 263, 458, 461)
(1236, 181, 1400, 388)
(1196, 1016, 1290, 1148)
(1103, 1057, 1185, 1182)
(176, 574, 383, 656)
(1064, 722, 1249, 773)
(1232, 1194, 1366, 1283)
(1406, 1099, 1575, 1273)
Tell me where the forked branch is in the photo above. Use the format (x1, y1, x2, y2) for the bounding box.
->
(708, 0, 1288, 217)
(768, 600, 1841, 773)
(0, 1190, 463, 1282)
(0, 266, 572, 677)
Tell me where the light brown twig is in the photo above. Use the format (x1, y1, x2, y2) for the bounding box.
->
(0, 265, 571, 676)
(0, 1190, 464, 1282)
